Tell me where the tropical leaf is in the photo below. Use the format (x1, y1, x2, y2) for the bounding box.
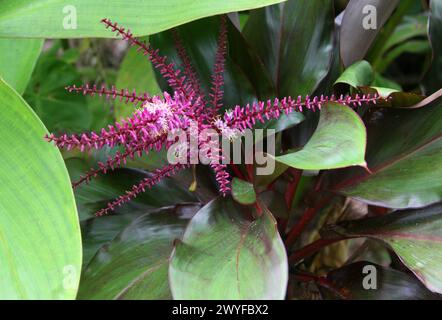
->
(78, 206, 199, 299)
(336, 101, 442, 208)
(334, 203, 442, 294)
(243, 0, 334, 97)
(0, 78, 81, 299)
(169, 197, 288, 299)
(0, 0, 285, 38)
(0, 39, 43, 94)
(274, 103, 367, 170)
(340, 0, 400, 67)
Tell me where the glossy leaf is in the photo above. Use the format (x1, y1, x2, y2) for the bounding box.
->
(338, 102, 442, 208)
(324, 261, 439, 299)
(0, 39, 43, 94)
(0, 78, 81, 299)
(340, 0, 400, 67)
(275, 103, 367, 170)
(169, 198, 288, 299)
(424, 0, 442, 94)
(0, 0, 285, 38)
(243, 0, 334, 96)
(335, 203, 442, 294)
(334, 60, 374, 89)
(232, 178, 257, 205)
(78, 207, 198, 299)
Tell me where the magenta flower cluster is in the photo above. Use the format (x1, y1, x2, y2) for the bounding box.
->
(46, 17, 381, 216)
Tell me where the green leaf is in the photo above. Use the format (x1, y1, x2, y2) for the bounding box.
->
(340, 0, 400, 67)
(275, 103, 367, 170)
(335, 203, 442, 294)
(337, 102, 442, 208)
(114, 37, 162, 121)
(78, 206, 198, 299)
(169, 198, 288, 299)
(324, 261, 439, 299)
(243, 0, 334, 96)
(24, 42, 92, 133)
(334, 60, 374, 89)
(424, 0, 442, 94)
(232, 178, 257, 205)
(0, 0, 285, 38)
(0, 78, 81, 299)
(0, 39, 43, 94)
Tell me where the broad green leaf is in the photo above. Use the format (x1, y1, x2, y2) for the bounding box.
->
(340, 0, 400, 67)
(78, 207, 198, 299)
(337, 102, 442, 208)
(0, 0, 285, 38)
(0, 39, 43, 94)
(334, 60, 374, 89)
(114, 37, 161, 120)
(151, 16, 274, 110)
(243, 0, 334, 97)
(424, 0, 442, 94)
(169, 198, 288, 299)
(0, 78, 81, 299)
(275, 103, 367, 170)
(335, 203, 442, 294)
(323, 261, 439, 299)
(232, 178, 256, 205)
(24, 41, 92, 133)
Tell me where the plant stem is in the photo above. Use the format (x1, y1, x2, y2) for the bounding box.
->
(284, 168, 302, 208)
(284, 193, 332, 248)
(231, 163, 246, 180)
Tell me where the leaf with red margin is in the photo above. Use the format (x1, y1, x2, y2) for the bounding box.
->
(335, 101, 442, 208)
(169, 197, 288, 299)
(333, 203, 442, 294)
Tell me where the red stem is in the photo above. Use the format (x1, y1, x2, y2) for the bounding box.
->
(231, 163, 246, 181)
(284, 207, 317, 247)
(284, 169, 302, 209)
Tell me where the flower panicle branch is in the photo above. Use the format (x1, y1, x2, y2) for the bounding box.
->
(224, 93, 381, 130)
(101, 18, 193, 100)
(209, 15, 228, 116)
(95, 163, 188, 216)
(65, 84, 152, 106)
(45, 92, 191, 152)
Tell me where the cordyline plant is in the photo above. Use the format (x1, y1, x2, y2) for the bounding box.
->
(38, 5, 442, 300)
(46, 17, 381, 217)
